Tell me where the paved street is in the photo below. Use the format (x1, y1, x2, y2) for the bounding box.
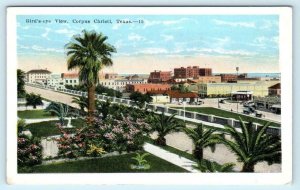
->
(166, 98, 281, 123)
(25, 85, 80, 109)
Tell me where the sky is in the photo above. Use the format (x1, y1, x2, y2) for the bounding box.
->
(17, 15, 279, 74)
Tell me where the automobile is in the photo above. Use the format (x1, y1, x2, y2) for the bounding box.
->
(219, 99, 225, 104)
(243, 101, 254, 107)
(243, 108, 251, 114)
(243, 107, 255, 114)
(197, 101, 204, 105)
(255, 111, 263, 118)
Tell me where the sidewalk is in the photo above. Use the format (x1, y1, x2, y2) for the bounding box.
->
(143, 143, 199, 173)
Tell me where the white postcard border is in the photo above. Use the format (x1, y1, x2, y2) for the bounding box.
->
(7, 7, 292, 185)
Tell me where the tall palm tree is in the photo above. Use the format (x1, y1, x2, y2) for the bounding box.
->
(65, 30, 116, 118)
(17, 69, 26, 98)
(151, 111, 185, 146)
(183, 124, 221, 160)
(216, 118, 281, 172)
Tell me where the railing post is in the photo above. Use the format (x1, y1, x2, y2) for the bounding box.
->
(227, 118, 234, 127)
(164, 106, 168, 113)
(208, 115, 214, 123)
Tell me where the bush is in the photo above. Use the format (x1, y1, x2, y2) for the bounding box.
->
(56, 116, 151, 158)
(17, 134, 42, 170)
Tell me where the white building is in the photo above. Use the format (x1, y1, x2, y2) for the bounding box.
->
(61, 73, 80, 86)
(99, 79, 147, 92)
(46, 73, 64, 88)
(26, 69, 51, 84)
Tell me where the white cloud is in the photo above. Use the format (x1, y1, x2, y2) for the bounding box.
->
(213, 36, 231, 47)
(213, 19, 256, 28)
(176, 47, 256, 56)
(41, 28, 51, 40)
(112, 23, 121, 30)
(31, 45, 64, 53)
(251, 36, 279, 48)
(137, 47, 168, 54)
(55, 28, 76, 38)
(128, 33, 145, 41)
(143, 18, 193, 28)
(161, 34, 174, 41)
(260, 19, 278, 30)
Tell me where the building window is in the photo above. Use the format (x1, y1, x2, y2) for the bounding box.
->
(66, 80, 68, 83)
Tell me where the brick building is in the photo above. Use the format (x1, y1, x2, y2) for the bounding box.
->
(199, 68, 212, 76)
(126, 84, 171, 94)
(219, 74, 238, 82)
(148, 70, 172, 83)
(174, 66, 199, 79)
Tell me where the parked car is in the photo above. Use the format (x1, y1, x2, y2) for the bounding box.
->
(219, 99, 225, 104)
(243, 101, 254, 107)
(255, 111, 263, 118)
(243, 108, 251, 114)
(243, 107, 255, 115)
(197, 101, 204, 105)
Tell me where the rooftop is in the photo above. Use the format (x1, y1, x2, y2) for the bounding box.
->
(149, 90, 199, 98)
(27, 69, 51, 74)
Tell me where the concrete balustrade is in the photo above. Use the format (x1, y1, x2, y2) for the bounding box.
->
(25, 83, 281, 136)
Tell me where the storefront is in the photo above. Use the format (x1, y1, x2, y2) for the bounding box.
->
(231, 91, 253, 101)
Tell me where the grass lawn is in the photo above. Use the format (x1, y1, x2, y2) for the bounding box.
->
(174, 107, 280, 127)
(25, 119, 85, 138)
(27, 151, 188, 173)
(18, 110, 55, 119)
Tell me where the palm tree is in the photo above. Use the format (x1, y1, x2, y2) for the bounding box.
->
(96, 99, 111, 120)
(25, 93, 43, 109)
(17, 69, 26, 98)
(193, 159, 235, 173)
(65, 30, 116, 119)
(183, 124, 221, 160)
(71, 95, 88, 112)
(151, 111, 185, 146)
(45, 102, 69, 126)
(216, 118, 281, 172)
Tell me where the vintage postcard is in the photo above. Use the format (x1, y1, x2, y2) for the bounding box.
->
(7, 7, 292, 185)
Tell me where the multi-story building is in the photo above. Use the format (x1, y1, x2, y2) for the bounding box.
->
(61, 73, 80, 86)
(126, 84, 171, 94)
(46, 73, 63, 87)
(26, 69, 51, 84)
(199, 68, 212, 76)
(197, 81, 279, 97)
(148, 70, 172, 83)
(99, 79, 148, 92)
(105, 73, 118, 80)
(174, 66, 199, 79)
(219, 74, 238, 82)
